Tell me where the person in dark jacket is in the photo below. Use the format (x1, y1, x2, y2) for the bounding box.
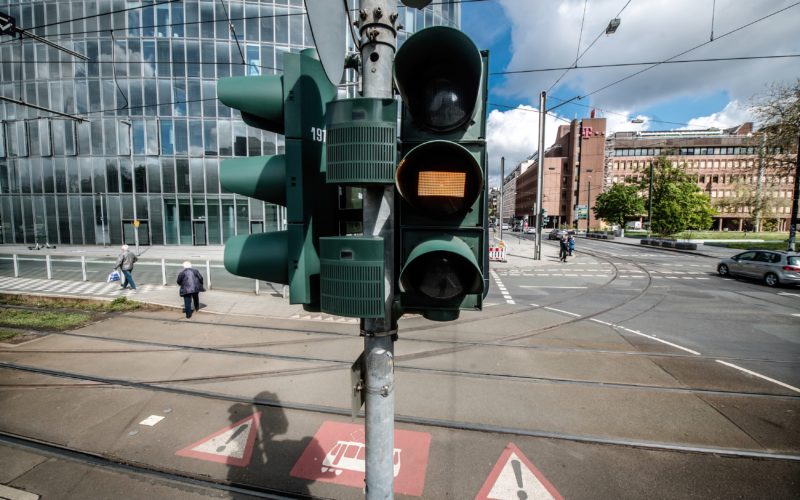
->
(177, 261, 204, 318)
(559, 236, 569, 262)
(115, 244, 138, 290)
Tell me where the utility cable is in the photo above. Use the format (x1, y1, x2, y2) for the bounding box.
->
(581, 0, 800, 99)
(548, 0, 590, 92)
(109, 30, 129, 111)
(217, 0, 247, 68)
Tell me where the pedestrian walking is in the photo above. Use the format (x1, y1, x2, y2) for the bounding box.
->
(568, 235, 575, 256)
(177, 261, 205, 319)
(559, 236, 569, 262)
(114, 244, 138, 290)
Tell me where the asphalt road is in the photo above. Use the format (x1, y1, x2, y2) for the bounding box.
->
(0, 237, 798, 499)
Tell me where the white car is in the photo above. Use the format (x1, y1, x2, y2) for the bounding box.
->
(501, 223, 510, 230)
(526, 227, 536, 234)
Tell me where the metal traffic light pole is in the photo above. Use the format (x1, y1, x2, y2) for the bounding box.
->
(358, 0, 397, 497)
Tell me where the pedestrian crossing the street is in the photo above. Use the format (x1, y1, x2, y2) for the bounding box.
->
(0, 276, 163, 297)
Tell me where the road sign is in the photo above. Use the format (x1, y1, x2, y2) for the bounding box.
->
(175, 413, 261, 467)
(475, 443, 563, 500)
(290, 421, 431, 496)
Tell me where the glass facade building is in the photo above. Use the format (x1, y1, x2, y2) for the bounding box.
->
(0, 0, 459, 246)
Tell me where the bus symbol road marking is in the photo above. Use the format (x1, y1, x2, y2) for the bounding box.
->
(476, 443, 563, 500)
(175, 412, 261, 467)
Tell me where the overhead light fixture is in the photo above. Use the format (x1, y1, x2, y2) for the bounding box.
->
(631, 118, 645, 124)
(606, 18, 621, 35)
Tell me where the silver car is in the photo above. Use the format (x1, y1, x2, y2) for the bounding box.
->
(717, 250, 800, 287)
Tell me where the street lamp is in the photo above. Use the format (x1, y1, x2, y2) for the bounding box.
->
(120, 120, 139, 255)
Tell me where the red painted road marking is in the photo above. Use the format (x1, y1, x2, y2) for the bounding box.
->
(476, 443, 563, 500)
(175, 412, 261, 467)
(290, 421, 432, 496)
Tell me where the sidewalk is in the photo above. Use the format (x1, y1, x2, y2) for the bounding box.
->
(0, 235, 731, 322)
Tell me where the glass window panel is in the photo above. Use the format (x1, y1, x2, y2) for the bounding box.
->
(147, 158, 161, 193)
(173, 82, 186, 117)
(145, 119, 159, 155)
(93, 158, 105, 193)
(201, 41, 215, 78)
(157, 40, 171, 78)
(80, 158, 93, 193)
(202, 80, 216, 117)
(54, 158, 67, 193)
(207, 200, 221, 244)
(276, 7, 289, 44)
(129, 79, 143, 116)
(28, 121, 41, 157)
(214, 2, 227, 39)
(176, 159, 190, 193)
(120, 158, 132, 193)
(162, 158, 176, 193)
(216, 42, 230, 79)
(190, 158, 204, 193)
(103, 80, 117, 115)
(172, 3, 185, 38)
(172, 40, 185, 78)
(42, 159, 54, 193)
(200, 1, 214, 39)
(205, 159, 219, 194)
(127, 40, 141, 77)
(142, 41, 156, 79)
(179, 199, 192, 245)
(184, 1, 198, 38)
(156, 3, 170, 37)
(246, 4, 259, 42)
(222, 198, 235, 241)
(261, 5, 274, 42)
(132, 121, 145, 154)
(159, 79, 172, 115)
(204, 121, 218, 156)
(67, 158, 80, 193)
(104, 119, 118, 156)
(234, 122, 247, 156)
(290, 9, 303, 46)
(189, 120, 203, 155)
(175, 119, 188, 155)
(236, 199, 249, 234)
(186, 81, 201, 118)
(90, 120, 103, 155)
(186, 41, 200, 77)
(247, 45, 260, 75)
(142, 4, 155, 37)
(135, 161, 146, 194)
(212, 121, 231, 156)
(30, 159, 43, 194)
(160, 120, 175, 155)
(164, 198, 178, 244)
(39, 120, 52, 157)
(106, 159, 119, 193)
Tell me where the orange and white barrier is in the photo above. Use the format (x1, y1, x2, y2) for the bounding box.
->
(489, 243, 507, 262)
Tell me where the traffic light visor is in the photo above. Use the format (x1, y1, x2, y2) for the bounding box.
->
(396, 141, 482, 217)
(399, 236, 483, 301)
(395, 26, 482, 132)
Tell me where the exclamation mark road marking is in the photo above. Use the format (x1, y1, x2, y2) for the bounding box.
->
(216, 423, 248, 453)
(512, 459, 527, 500)
(491, 270, 515, 305)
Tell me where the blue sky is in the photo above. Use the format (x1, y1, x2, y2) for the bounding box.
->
(459, 0, 800, 187)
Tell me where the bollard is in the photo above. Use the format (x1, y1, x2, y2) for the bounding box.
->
(13, 254, 19, 277)
(81, 256, 87, 281)
(46, 255, 52, 279)
(205, 260, 211, 290)
(254, 279, 260, 296)
(161, 258, 167, 286)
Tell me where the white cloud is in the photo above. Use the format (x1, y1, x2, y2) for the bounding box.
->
(681, 100, 754, 130)
(493, 0, 799, 114)
(486, 105, 562, 188)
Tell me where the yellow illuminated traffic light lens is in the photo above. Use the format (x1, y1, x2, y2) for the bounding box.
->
(417, 171, 466, 198)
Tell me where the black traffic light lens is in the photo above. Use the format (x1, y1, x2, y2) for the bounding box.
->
(396, 141, 482, 217)
(422, 77, 469, 130)
(394, 26, 482, 133)
(402, 251, 480, 301)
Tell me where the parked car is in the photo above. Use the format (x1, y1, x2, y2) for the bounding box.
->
(501, 223, 510, 230)
(526, 227, 536, 234)
(717, 250, 800, 287)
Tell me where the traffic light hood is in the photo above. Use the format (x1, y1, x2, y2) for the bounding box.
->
(217, 74, 285, 134)
(394, 26, 482, 133)
(399, 235, 484, 302)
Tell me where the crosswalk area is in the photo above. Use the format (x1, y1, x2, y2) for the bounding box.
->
(495, 267, 715, 280)
(0, 276, 163, 297)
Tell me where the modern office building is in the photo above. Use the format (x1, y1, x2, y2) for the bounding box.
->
(505, 115, 794, 232)
(0, 0, 459, 246)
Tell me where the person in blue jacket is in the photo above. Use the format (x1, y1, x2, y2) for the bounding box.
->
(568, 235, 575, 256)
(177, 261, 204, 318)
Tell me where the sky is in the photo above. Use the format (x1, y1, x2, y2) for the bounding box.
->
(460, 0, 800, 188)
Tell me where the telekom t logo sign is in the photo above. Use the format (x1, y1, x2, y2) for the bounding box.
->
(582, 127, 593, 139)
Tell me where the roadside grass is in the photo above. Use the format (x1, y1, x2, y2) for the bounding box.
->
(709, 241, 792, 251)
(674, 231, 789, 240)
(0, 308, 91, 330)
(0, 295, 144, 342)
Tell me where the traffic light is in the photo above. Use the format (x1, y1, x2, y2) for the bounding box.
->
(217, 49, 337, 310)
(394, 26, 489, 321)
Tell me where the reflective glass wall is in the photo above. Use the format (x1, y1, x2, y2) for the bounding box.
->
(0, 0, 459, 246)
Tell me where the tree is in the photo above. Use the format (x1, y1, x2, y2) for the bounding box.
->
(750, 79, 799, 176)
(593, 183, 645, 227)
(639, 157, 715, 236)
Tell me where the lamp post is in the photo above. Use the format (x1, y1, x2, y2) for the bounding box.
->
(120, 120, 139, 255)
(648, 161, 654, 237)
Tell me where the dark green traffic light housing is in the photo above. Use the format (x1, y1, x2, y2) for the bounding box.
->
(394, 26, 489, 321)
(217, 49, 337, 309)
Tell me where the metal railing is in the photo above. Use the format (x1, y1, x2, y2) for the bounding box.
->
(0, 253, 287, 297)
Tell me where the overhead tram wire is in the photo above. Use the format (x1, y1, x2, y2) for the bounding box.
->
(547, 0, 589, 93)
(547, 0, 634, 92)
(581, 0, 800, 99)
